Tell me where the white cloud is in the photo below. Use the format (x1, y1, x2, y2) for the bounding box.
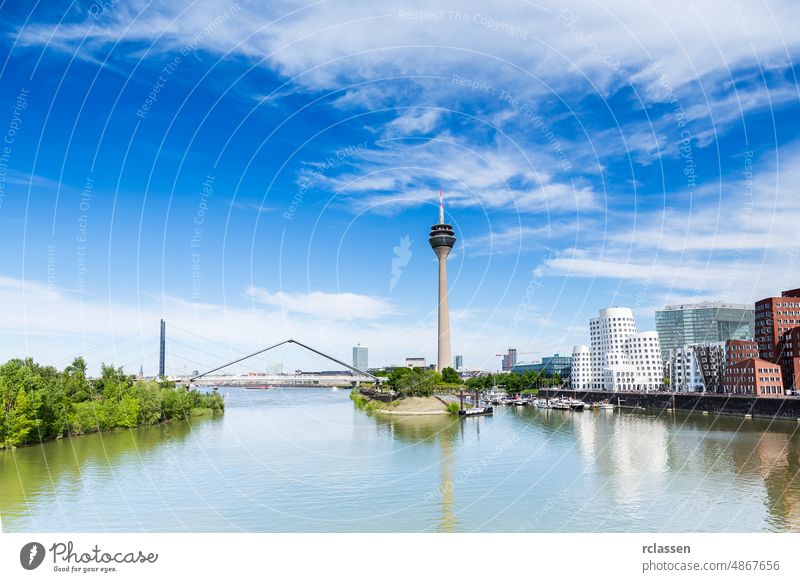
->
(304, 135, 597, 215)
(385, 109, 442, 135)
(16, 0, 800, 99)
(542, 146, 800, 300)
(464, 219, 596, 256)
(244, 286, 394, 319)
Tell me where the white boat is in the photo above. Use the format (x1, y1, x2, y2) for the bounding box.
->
(484, 388, 506, 400)
(565, 397, 586, 411)
(598, 401, 614, 410)
(547, 398, 571, 410)
(460, 406, 494, 417)
(533, 398, 550, 409)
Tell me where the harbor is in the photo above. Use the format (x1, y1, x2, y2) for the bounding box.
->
(3, 386, 800, 533)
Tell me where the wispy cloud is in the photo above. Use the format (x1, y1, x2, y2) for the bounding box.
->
(244, 286, 395, 320)
(543, 145, 800, 300)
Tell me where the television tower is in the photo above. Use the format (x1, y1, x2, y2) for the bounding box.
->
(428, 190, 456, 371)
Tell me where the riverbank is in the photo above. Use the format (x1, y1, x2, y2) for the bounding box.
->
(0, 357, 224, 449)
(351, 391, 454, 415)
(538, 388, 800, 421)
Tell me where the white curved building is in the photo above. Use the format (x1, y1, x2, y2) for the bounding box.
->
(571, 345, 591, 389)
(586, 307, 663, 391)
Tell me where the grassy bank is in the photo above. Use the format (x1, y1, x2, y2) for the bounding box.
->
(350, 390, 377, 412)
(0, 357, 224, 449)
(351, 390, 452, 415)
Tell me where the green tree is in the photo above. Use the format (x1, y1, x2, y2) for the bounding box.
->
(395, 368, 438, 397)
(387, 367, 413, 389)
(440, 367, 461, 384)
(131, 380, 163, 425)
(63, 357, 91, 402)
(37, 376, 70, 439)
(4, 388, 41, 447)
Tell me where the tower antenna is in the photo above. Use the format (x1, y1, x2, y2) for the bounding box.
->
(439, 189, 444, 224)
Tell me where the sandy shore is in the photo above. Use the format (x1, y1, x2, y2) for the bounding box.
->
(365, 396, 453, 415)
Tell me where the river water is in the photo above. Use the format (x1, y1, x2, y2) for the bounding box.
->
(2, 387, 800, 532)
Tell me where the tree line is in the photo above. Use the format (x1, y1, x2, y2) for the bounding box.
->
(367, 366, 563, 397)
(465, 370, 563, 393)
(0, 357, 224, 449)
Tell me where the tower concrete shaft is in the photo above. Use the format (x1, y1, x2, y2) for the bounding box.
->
(429, 191, 456, 372)
(435, 245, 452, 372)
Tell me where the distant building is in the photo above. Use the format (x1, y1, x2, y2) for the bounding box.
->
(265, 363, 283, 375)
(405, 357, 427, 369)
(454, 355, 463, 370)
(667, 346, 705, 392)
(666, 339, 760, 394)
(500, 348, 517, 371)
(587, 307, 663, 391)
(693, 343, 726, 393)
(655, 302, 754, 361)
(511, 354, 571, 378)
(570, 346, 591, 390)
(755, 288, 800, 393)
(352, 345, 368, 371)
(723, 358, 784, 397)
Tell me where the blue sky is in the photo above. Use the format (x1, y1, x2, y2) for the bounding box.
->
(0, 0, 798, 374)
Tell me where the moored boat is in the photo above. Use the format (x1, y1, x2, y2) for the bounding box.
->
(459, 406, 494, 416)
(548, 398, 571, 410)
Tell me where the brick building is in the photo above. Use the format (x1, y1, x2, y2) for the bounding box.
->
(725, 339, 759, 364)
(723, 358, 784, 397)
(755, 288, 800, 393)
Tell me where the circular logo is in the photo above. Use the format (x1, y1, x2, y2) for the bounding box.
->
(20, 542, 46, 570)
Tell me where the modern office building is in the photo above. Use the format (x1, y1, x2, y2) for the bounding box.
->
(511, 354, 571, 377)
(667, 346, 705, 392)
(429, 190, 456, 371)
(665, 339, 763, 394)
(454, 355, 463, 370)
(755, 288, 800, 393)
(587, 307, 663, 391)
(655, 302, 755, 361)
(352, 345, 368, 371)
(570, 345, 591, 390)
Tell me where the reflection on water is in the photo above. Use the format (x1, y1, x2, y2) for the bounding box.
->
(2, 389, 800, 532)
(374, 414, 461, 532)
(0, 418, 207, 531)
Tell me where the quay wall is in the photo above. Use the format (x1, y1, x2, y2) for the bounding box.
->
(538, 389, 800, 421)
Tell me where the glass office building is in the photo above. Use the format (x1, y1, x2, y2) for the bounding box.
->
(655, 302, 755, 361)
(511, 354, 572, 377)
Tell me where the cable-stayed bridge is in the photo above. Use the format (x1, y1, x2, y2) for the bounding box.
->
(58, 321, 383, 387)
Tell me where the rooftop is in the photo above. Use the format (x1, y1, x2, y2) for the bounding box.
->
(660, 301, 753, 311)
